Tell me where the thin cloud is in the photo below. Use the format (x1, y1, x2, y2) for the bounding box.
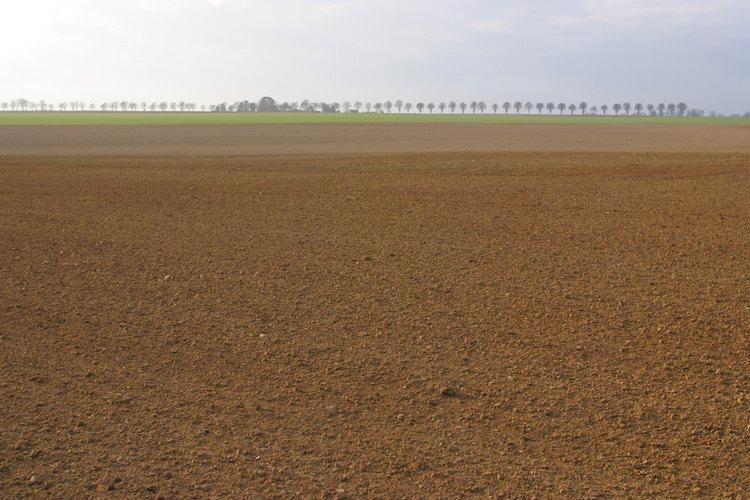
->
(552, 0, 735, 26)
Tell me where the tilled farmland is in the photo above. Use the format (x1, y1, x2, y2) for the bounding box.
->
(1, 147, 749, 496)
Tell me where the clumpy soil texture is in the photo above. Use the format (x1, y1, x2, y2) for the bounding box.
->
(1, 152, 749, 496)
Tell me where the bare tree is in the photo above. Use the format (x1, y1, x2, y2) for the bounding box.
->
(624, 102, 631, 115)
(657, 103, 665, 116)
(478, 102, 486, 114)
(557, 103, 566, 115)
(667, 103, 676, 115)
(405, 102, 413, 113)
(449, 101, 456, 114)
(365, 102, 372, 113)
(416, 102, 425, 113)
(579, 102, 588, 115)
(536, 102, 544, 114)
(459, 102, 467, 114)
(613, 103, 622, 115)
(427, 102, 435, 113)
(395, 100, 403, 113)
(159, 102, 168, 112)
(677, 102, 688, 116)
(513, 101, 522, 114)
(59, 102, 67, 111)
(524, 102, 533, 114)
(634, 103, 643, 116)
(601, 104, 608, 115)
(503, 102, 511, 114)
(492, 103, 499, 114)
(150, 102, 157, 112)
(568, 103, 577, 115)
(170, 102, 177, 112)
(546, 102, 554, 114)
(470, 101, 477, 114)
(385, 100, 393, 113)
(439, 102, 447, 113)
(647, 104, 654, 115)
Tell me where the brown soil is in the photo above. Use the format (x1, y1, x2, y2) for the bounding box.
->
(1, 150, 749, 496)
(1, 123, 749, 155)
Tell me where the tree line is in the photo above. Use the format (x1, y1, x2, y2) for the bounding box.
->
(2, 96, 747, 117)
(2, 99, 204, 113)
(213, 97, 699, 116)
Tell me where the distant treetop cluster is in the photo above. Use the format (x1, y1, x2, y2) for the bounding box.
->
(2, 96, 748, 118)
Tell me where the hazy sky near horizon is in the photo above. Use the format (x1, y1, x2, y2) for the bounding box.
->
(2, 0, 749, 112)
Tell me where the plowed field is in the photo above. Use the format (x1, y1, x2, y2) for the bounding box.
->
(2, 145, 749, 495)
(1, 123, 749, 155)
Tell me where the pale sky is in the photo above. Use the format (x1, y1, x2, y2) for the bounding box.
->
(2, 0, 749, 113)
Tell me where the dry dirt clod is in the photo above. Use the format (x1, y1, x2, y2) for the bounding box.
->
(440, 387, 460, 398)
